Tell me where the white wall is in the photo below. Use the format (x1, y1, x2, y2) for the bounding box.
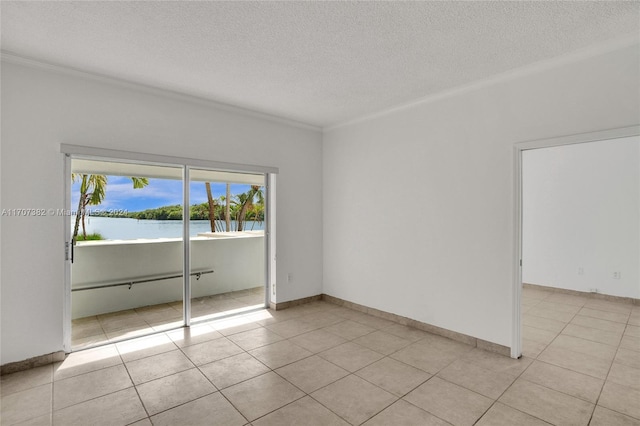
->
(72, 235, 265, 318)
(0, 62, 323, 364)
(323, 44, 640, 347)
(522, 137, 639, 298)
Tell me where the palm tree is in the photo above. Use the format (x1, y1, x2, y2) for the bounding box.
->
(72, 174, 148, 242)
(204, 182, 216, 232)
(225, 183, 231, 231)
(236, 185, 264, 231)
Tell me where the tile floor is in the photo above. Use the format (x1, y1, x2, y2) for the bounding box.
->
(71, 287, 266, 350)
(2, 286, 639, 425)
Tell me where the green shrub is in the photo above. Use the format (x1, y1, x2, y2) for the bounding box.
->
(76, 232, 104, 241)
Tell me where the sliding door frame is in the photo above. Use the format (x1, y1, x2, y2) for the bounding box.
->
(61, 144, 278, 352)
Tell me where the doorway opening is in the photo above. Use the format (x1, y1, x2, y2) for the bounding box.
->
(513, 126, 639, 359)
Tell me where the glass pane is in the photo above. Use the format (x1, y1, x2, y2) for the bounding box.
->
(189, 168, 266, 323)
(69, 159, 184, 350)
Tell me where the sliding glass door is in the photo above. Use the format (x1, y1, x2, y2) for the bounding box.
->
(69, 159, 185, 350)
(188, 168, 267, 324)
(65, 151, 272, 351)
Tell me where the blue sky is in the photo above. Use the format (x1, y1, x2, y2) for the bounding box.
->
(71, 176, 252, 212)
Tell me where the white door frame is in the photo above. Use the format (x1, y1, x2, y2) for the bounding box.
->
(61, 144, 278, 352)
(511, 125, 639, 359)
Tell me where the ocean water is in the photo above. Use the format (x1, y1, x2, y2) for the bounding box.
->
(75, 216, 264, 240)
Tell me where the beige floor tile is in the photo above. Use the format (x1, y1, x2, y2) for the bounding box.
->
(264, 318, 319, 338)
(462, 348, 533, 377)
(363, 399, 450, 425)
(590, 406, 640, 426)
(523, 325, 559, 345)
(289, 329, 348, 353)
(53, 364, 132, 410)
(522, 297, 540, 307)
(537, 301, 581, 315)
(211, 317, 263, 336)
(561, 324, 622, 346)
(499, 379, 593, 426)
(324, 320, 376, 340)
(545, 293, 588, 307)
(227, 327, 284, 351)
(598, 380, 640, 419)
(391, 340, 472, 374)
(199, 352, 270, 389)
(127, 418, 152, 426)
(249, 340, 313, 369)
(149, 319, 184, 332)
(621, 334, 640, 352)
(165, 323, 223, 347)
(71, 333, 111, 351)
(252, 395, 349, 426)
(626, 325, 640, 338)
(53, 345, 122, 381)
(523, 314, 567, 333)
(150, 392, 246, 426)
(1, 364, 53, 397)
(522, 338, 548, 358)
(71, 320, 105, 340)
(526, 306, 576, 323)
(98, 315, 148, 333)
(475, 402, 551, 426)
(15, 413, 53, 426)
(570, 315, 627, 334)
(115, 333, 177, 362)
(607, 362, 640, 391)
(125, 349, 194, 385)
(181, 337, 244, 366)
(615, 347, 640, 369)
(351, 314, 396, 330)
(0, 383, 52, 425)
(353, 330, 411, 355)
(135, 305, 182, 324)
(520, 360, 604, 403)
(318, 342, 384, 372)
(136, 368, 215, 415)
(52, 387, 146, 426)
(275, 355, 348, 393)
(584, 300, 632, 315)
(299, 312, 344, 328)
(548, 334, 617, 362)
(537, 346, 611, 379)
(578, 307, 629, 324)
(404, 377, 492, 426)
(106, 325, 157, 342)
(437, 358, 517, 399)
(522, 288, 553, 299)
(312, 375, 397, 425)
(381, 323, 431, 342)
(629, 313, 640, 327)
(356, 357, 431, 397)
(221, 372, 305, 421)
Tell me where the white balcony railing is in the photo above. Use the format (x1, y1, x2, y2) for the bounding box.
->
(71, 232, 265, 319)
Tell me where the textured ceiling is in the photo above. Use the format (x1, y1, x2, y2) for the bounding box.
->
(1, 1, 638, 128)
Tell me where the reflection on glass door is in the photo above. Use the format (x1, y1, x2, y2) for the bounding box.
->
(188, 168, 267, 323)
(69, 159, 184, 350)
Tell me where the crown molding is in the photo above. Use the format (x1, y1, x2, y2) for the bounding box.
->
(0, 51, 322, 133)
(325, 34, 640, 133)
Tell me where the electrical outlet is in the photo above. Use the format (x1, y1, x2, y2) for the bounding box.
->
(272, 283, 276, 295)
(612, 271, 621, 280)
(589, 288, 598, 293)
(287, 273, 293, 283)
(577, 267, 584, 275)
